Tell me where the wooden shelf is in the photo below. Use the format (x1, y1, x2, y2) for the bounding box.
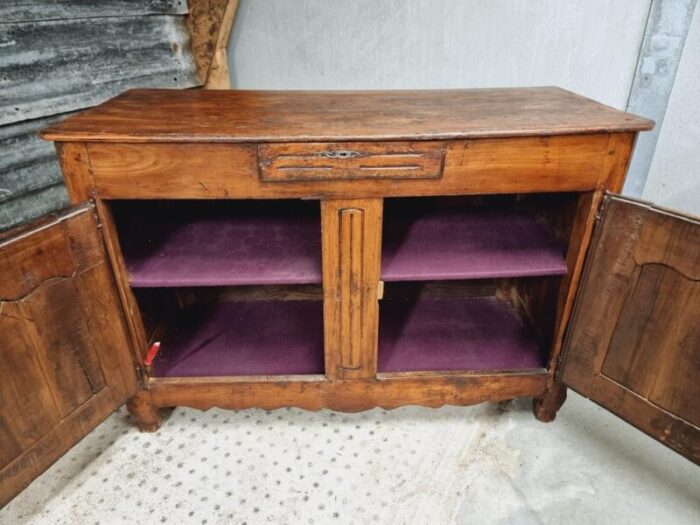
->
(379, 296, 545, 373)
(382, 207, 567, 281)
(115, 201, 322, 288)
(151, 300, 324, 377)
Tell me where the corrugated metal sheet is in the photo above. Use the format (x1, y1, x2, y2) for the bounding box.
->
(0, 1, 201, 231)
(1, 16, 200, 124)
(1, 115, 66, 203)
(2, 1, 188, 22)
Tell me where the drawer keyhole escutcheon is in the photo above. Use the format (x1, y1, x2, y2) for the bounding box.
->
(318, 150, 362, 159)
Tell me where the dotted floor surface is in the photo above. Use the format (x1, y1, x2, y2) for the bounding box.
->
(3, 393, 699, 524)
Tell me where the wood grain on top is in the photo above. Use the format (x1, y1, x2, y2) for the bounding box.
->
(41, 87, 653, 143)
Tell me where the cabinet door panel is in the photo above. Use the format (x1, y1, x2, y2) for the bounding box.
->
(16, 278, 105, 417)
(561, 195, 699, 463)
(0, 205, 137, 506)
(0, 306, 60, 468)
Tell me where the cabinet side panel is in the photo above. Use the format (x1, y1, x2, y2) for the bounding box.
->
(533, 190, 604, 421)
(55, 142, 94, 203)
(603, 133, 636, 193)
(534, 134, 638, 421)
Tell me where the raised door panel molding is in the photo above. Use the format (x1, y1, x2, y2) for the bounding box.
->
(322, 199, 382, 379)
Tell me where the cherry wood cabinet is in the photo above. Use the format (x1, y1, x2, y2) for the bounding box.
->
(2, 87, 698, 506)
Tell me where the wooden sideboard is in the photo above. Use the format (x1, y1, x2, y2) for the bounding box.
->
(2, 87, 698, 505)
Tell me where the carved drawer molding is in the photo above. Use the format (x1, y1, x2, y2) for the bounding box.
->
(259, 142, 444, 182)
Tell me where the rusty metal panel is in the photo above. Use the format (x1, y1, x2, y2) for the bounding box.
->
(1, 1, 188, 22)
(0, 114, 70, 230)
(0, 2, 201, 230)
(1, 16, 200, 125)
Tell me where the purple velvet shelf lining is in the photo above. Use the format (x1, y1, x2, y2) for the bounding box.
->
(152, 296, 543, 378)
(152, 300, 324, 377)
(122, 206, 322, 288)
(381, 208, 567, 281)
(121, 202, 565, 288)
(379, 296, 545, 372)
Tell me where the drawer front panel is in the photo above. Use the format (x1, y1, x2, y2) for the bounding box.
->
(442, 134, 608, 191)
(87, 143, 259, 198)
(85, 134, 613, 199)
(259, 142, 444, 182)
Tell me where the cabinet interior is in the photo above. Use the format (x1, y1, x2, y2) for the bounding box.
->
(112, 199, 325, 378)
(111, 194, 577, 378)
(114, 199, 322, 287)
(378, 195, 576, 374)
(133, 285, 325, 378)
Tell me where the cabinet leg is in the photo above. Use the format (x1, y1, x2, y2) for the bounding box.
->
(533, 382, 567, 422)
(126, 391, 163, 432)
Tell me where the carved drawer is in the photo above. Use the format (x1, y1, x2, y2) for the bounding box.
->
(258, 142, 444, 182)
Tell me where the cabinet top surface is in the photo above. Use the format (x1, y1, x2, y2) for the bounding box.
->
(42, 87, 653, 143)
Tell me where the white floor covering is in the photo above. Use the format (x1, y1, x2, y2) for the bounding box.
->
(2, 391, 699, 524)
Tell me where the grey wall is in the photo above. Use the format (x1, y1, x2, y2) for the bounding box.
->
(643, 4, 700, 215)
(0, 0, 200, 231)
(229, 0, 651, 109)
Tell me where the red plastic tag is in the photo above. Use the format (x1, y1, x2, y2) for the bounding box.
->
(144, 341, 161, 366)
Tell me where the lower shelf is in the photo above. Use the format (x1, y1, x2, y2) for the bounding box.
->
(379, 296, 545, 373)
(152, 300, 324, 377)
(150, 295, 545, 378)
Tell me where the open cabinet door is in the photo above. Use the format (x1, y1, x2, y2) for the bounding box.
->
(0, 204, 138, 506)
(561, 195, 699, 463)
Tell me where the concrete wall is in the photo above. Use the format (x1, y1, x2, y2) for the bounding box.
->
(229, 0, 651, 109)
(643, 4, 700, 215)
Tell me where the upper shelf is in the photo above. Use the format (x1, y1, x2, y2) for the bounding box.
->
(381, 206, 567, 281)
(115, 201, 322, 288)
(116, 200, 565, 288)
(41, 87, 653, 143)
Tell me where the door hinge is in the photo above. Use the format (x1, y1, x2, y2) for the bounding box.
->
(554, 352, 565, 381)
(135, 365, 148, 387)
(594, 192, 611, 221)
(89, 200, 103, 229)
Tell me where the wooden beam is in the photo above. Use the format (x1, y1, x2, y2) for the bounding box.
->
(186, 0, 239, 89)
